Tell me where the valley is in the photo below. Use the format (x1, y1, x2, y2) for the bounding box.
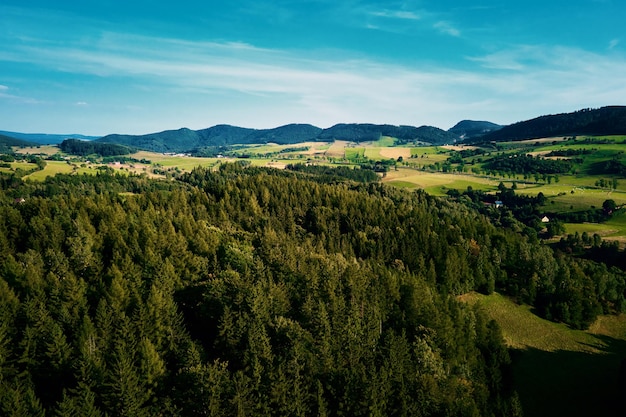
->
(8, 133, 626, 244)
(1, 107, 626, 416)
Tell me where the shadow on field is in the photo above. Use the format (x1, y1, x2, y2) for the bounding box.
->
(511, 334, 626, 417)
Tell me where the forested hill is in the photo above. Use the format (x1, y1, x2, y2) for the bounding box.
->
(316, 123, 458, 144)
(0, 164, 624, 416)
(0, 131, 100, 145)
(448, 120, 502, 140)
(97, 123, 457, 153)
(0, 134, 35, 152)
(472, 106, 626, 142)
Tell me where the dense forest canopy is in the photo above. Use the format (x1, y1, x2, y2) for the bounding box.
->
(0, 164, 624, 416)
(474, 106, 626, 142)
(59, 139, 136, 157)
(483, 153, 573, 175)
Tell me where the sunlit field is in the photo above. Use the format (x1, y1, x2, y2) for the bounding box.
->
(14, 145, 60, 156)
(7, 136, 625, 243)
(462, 292, 626, 417)
(383, 167, 500, 195)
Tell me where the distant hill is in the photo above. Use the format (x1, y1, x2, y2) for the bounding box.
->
(59, 139, 136, 157)
(471, 106, 626, 143)
(0, 131, 100, 145)
(100, 128, 207, 154)
(98, 123, 457, 153)
(311, 123, 457, 144)
(448, 120, 502, 140)
(98, 124, 322, 154)
(0, 134, 36, 153)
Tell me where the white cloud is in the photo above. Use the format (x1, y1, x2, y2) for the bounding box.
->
(434, 21, 461, 37)
(75, 101, 88, 106)
(609, 39, 620, 49)
(0, 83, 42, 104)
(2, 20, 626, 130)
(369, 10, 422, 20)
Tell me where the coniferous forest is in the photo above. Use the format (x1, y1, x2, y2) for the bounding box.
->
(1, 164, 625, 416)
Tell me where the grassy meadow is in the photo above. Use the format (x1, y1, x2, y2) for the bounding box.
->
(462, 292, 626, 417)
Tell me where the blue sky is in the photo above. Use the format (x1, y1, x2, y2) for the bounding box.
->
(1, 1, 625, 135)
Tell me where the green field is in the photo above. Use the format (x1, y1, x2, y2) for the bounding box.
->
(462, 292, 626, 417)
(572, 211, 626, 242)
(6, 136, 626, 241)
(344, 147, 365, 160)
(373, 135, 396, 147)
(384, 168, 501, 195)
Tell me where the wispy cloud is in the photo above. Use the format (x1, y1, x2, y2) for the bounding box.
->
(0, 84, 42, 104)
(609, 39, 620, 49)
(369, 10, 422, 20)
(2, 6, 626, 131)
(8, 32, 626, 123)
(434, 21, 461, 37)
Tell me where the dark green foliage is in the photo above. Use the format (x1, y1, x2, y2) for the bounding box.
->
(0, 134, 35, 153)
(0, 164, 624, 415)
(601, 159, 626, 176)
(484, 153, 573, 175)
(545, 148, 594, 157)
(448, 120, 502, 140)
(286, 163, 379, 183)
(474, 106, 626, 142)
(59, 139, 135, 157)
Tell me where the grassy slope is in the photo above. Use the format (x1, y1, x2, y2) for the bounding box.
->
(462, 292, 626, 417)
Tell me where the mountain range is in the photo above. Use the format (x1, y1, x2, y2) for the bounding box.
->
(2, 106, 626, 153)
(95, 123, 461, 153)
(0, 131, 100, 145)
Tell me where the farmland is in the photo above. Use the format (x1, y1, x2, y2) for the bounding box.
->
(7, 134, 626, 243)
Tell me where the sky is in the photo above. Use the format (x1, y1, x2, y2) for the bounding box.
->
(1, 1, 626, 136)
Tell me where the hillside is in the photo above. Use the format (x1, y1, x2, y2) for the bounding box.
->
(97, 123, 457, 153)
(0, 134, 35, 152)
(316, 124, 457, 144)
(0, 130, 100, 145)
(98, 124, 322, 153)
(472, 106, 626, 142)
(448, 120, 502, 140)
(463, 292, 626, 417)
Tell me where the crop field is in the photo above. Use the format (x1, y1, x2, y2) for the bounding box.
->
(321, 140, 349, 158)
(26, 161, 83, 180)
(343, 147, 365, 159)
(462, 292, 626, 417)
(14, 145, 59, 156)
(377, 147, 411, 159)
(383, 168, 500, 195)
(7, 134, 626, 240)
(373, 136, 396, 147)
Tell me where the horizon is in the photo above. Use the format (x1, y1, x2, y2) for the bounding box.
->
(2, 1, 626, 136)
